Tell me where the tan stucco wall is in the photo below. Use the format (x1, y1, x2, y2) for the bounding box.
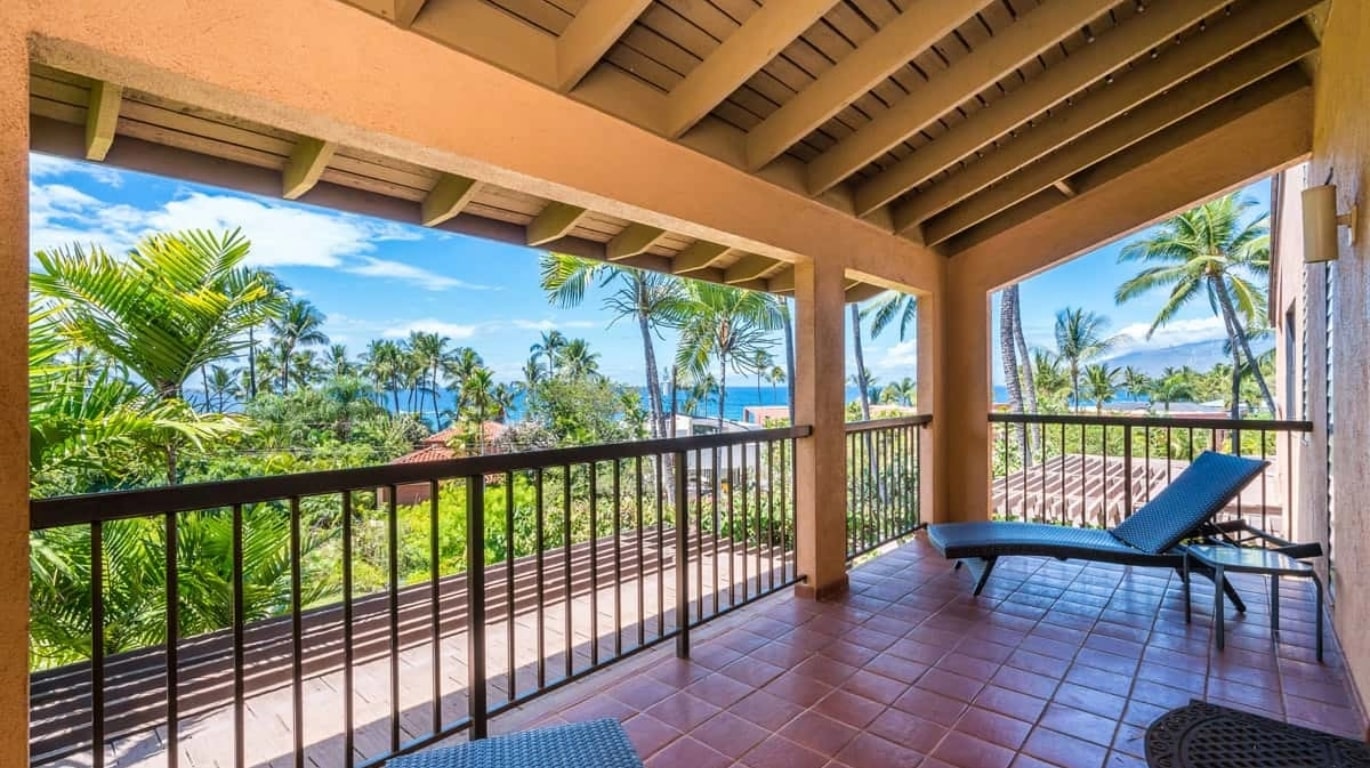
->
(938, 86, 1313, 520)
(0, 10, 29, 766)
(1310, 0, 1370, 722)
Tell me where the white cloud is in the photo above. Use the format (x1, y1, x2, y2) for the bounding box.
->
(509, 318, 598, 331)
(29, 153, 124, 187)
(872, 340, 918, 374)
(381, 319, 480, 340)
(344, 257, 496, 291)
(27, 182, 422, 269)
(1106, 316, 1229, 356)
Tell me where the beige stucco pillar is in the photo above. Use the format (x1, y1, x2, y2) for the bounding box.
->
(940, 258, 993, 523)
(0, 18, 30, 768)
(916, 289, 946, 524)
(792, 258, 848, 598)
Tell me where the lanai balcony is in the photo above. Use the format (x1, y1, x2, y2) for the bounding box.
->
(5, 0, 1370, 767)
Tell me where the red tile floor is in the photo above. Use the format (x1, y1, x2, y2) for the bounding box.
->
(487, 534, 1366, 768)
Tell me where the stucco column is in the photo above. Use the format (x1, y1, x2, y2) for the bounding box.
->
(0, 19, 30, 768)
(941, 258, 993, 522)
(916, 291, 945, 523)
(792, 258, 848, 599)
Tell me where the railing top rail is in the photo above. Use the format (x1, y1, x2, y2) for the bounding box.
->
(30, 425, 813, 530)
(988, 412, 1313, 431)
(844, 414, 933, 432)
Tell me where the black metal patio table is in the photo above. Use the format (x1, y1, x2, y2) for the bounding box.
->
(1183, 544, 1324, 662)
(387, 718, 645, 768)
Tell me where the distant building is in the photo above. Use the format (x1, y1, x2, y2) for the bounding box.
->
(385, 421, 510, 505)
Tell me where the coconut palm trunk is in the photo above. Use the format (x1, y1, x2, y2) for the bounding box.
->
(999, 288, 1030, 466)
(782, 301, 796, 423)
(1009, 285, 1039, 462)
(637, 311, 668, 439)
(851, 304, 872, 422)
(1213, 277, 1277, 415)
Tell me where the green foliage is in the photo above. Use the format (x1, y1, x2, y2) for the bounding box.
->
(524, 373, 645, 445)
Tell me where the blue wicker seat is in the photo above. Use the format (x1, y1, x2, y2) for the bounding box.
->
(388, 719, 644, 768)
(929, 451, 1268, 608)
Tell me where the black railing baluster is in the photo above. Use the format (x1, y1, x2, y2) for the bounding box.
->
(673, 450, 690, 658)
(534, 468, 546, 690)
(505, 471, 516, 704)
(612, 459, 623, 656)
(726, 443, 736, 608)
(767, 439, 776, 591)
(429, 480, 441, 733)
(91, 519, 104, 768)
(694, 449, 703, 622)
(467, 475, 488, 740)
(232, 503, 246, 768)
(165, 510, 179, 768)
(710, 446, 720, 617)
(635, 455, 645, 647)
(388, 486, 401, 753)
(741, 443, 749, 600)
(561, 465, 572, 681)
(290, 497, 304, 768)
(655, 455, 664, 640)
(589, 461, 600, 667)
(752, 444, 761, 596)
(341, 492, 355, 767)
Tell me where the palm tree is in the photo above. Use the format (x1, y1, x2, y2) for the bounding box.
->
(1115, 193, 1275, 418)
(1083, 363, 1120, 415)
(777, 297, 796, 421)
(750, 349, 774, 405)
(560, 338, 601, 379)
(1122, 366, 1150, 403)
(999, 284, 1037, 463)
(1152, 366, 1197, 411)
(33, 230, 280, 482)
(463, 367, 497, 424)
(362, 339, 405, 413)
(767, 365, 786, 405)
(1031, 349, 1072, 411)
(325, 343, 353, 377)
(268, 298, 329, 394)
(522, 356, 546, 390)
(492, 383, 517, 423)
(883, 376, 917, 407)
(675, 283, 781, 427)
(408, 330, 451, 428)
(1054, 307, 1115, 413)
(865, 291, 917, 343)
(204, 365, 239, 412)
(850, 303, 873, 421)
(530, 330, 568, 377)
(288, 349, 322, 391)
(540, 254, 689, 439)
(33, 230, 280, 402)
(444, 347, 485, 415)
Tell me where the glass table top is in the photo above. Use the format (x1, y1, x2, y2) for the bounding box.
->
(1185, 544, 1313, 574)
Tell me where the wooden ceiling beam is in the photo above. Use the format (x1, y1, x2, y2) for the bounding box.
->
(671, 241, 732, 274)
(767, 267, 795, 294)
(84, 80, 122, 161)
(743, 0, 985, 171)
(556, 0, 653, 92)
(922, 59, 1312, 245)
(282, 137, 335, 200)
(526, 202, 589, 246)
(845, 282, 888, 303)
(607, 223, 668, 260)
(806, 0, 1115, 196)
(852, 0, 1270, 217)
(893, 13, 1319, 235)
(393, 0, 428, 28)
(723, 253, 777, 284)
(665, 0, 838, 138)
(420, 173, 480, 226)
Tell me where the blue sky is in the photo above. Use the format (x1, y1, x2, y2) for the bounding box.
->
(28, 151, 1269, 389)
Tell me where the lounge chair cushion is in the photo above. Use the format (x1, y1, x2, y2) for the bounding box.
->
(930, 522, 1138, 561)
(1108, 451, 1268, 554)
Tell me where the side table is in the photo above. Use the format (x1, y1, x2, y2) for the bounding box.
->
(1183, 544, 1323, 662)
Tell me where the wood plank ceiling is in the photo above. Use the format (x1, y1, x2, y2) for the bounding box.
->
(27, 0, 1325, 299)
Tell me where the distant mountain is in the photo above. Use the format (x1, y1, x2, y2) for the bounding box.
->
(1102, 337, 1274, 376)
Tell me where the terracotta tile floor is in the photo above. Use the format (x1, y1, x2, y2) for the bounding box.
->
(490, 533, 1366, 768)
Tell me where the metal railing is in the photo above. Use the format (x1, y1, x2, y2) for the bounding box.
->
(989, 413, 1312, 532)
(28, 426, 810, 768)
(845, 415, 930, 560)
